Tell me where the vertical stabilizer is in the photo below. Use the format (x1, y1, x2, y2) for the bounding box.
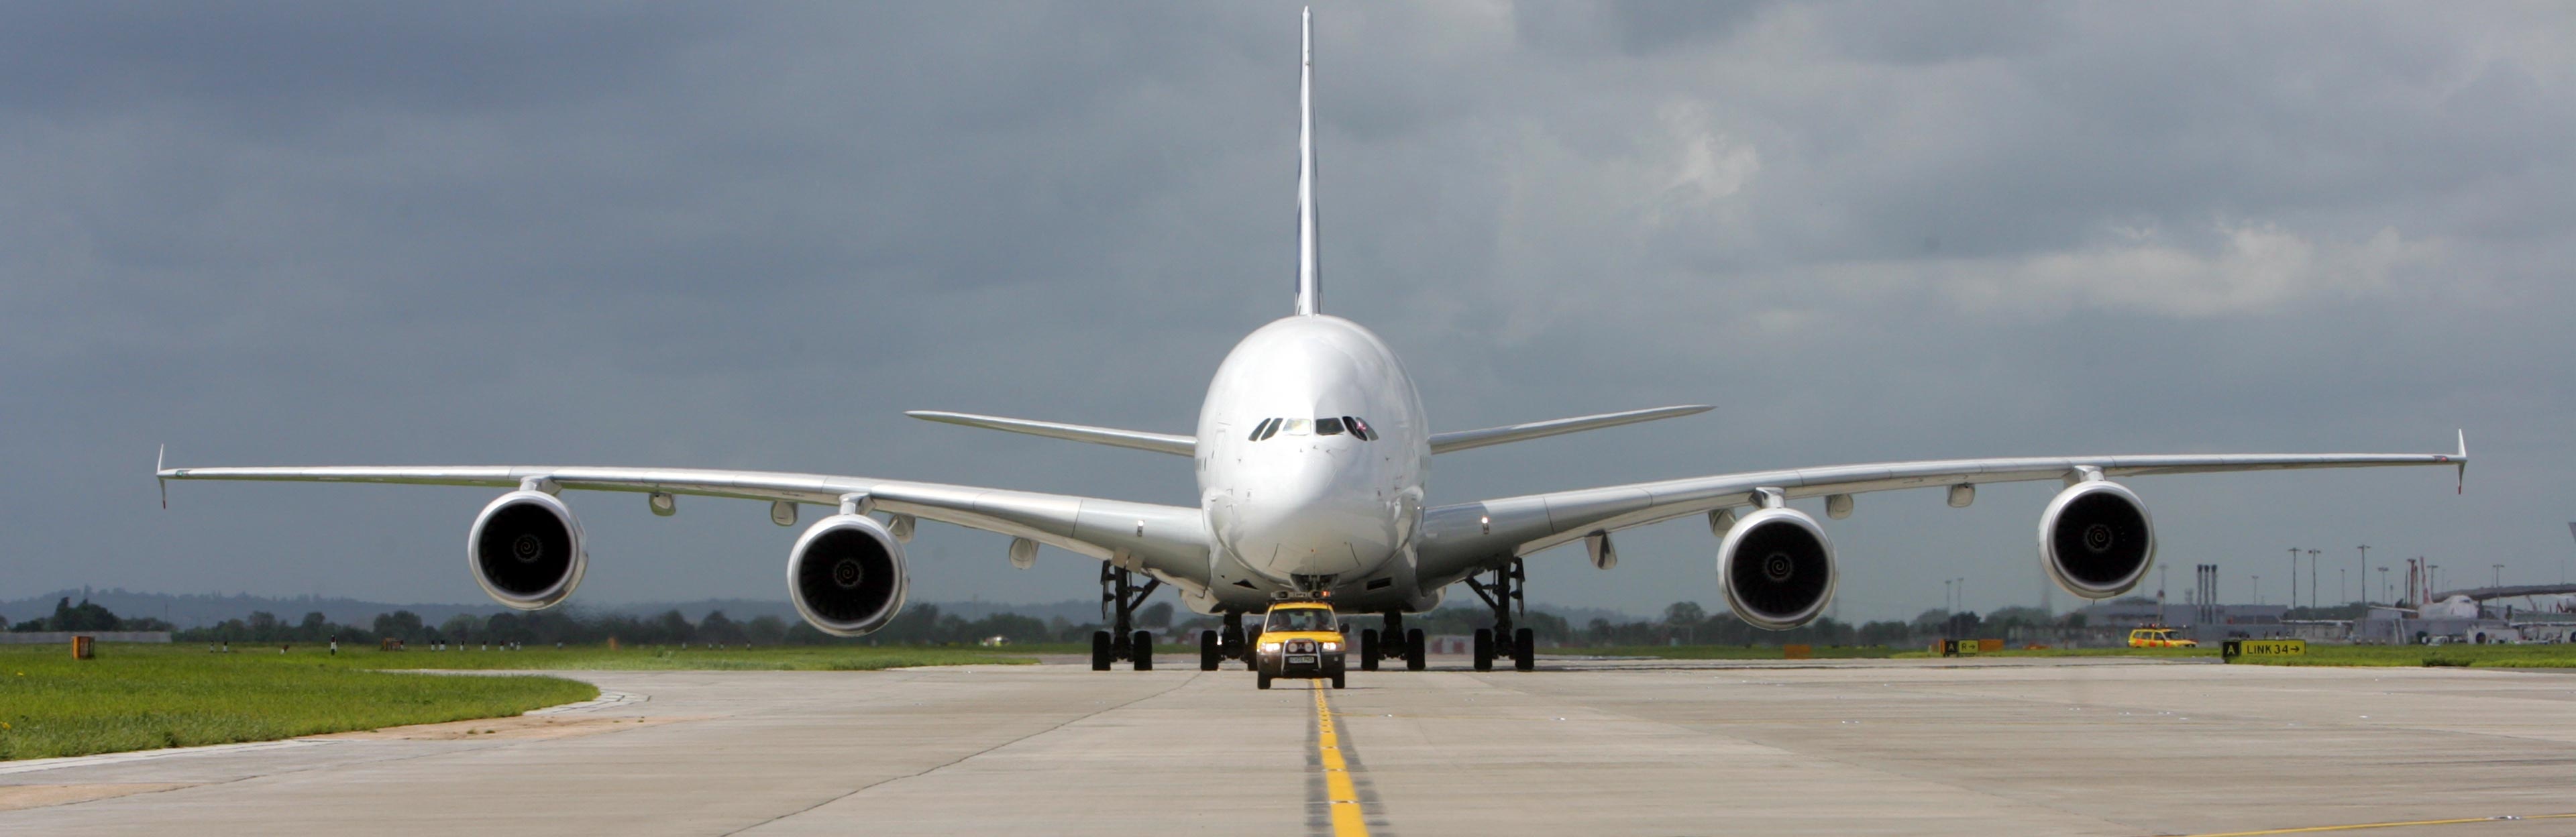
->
(1295, 7, 1322, 316)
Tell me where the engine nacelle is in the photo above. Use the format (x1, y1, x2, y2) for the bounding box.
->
(467, 490, 588, 610)
(2039, 480, 2155, 600)
(1716, 507, 1837, 630)
(787, 514, 909, 636)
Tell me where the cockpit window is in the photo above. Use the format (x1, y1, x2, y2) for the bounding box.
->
(1247, 416, 1375, 442)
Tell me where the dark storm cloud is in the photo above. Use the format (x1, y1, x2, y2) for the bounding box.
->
(5, 2, 2569, 622)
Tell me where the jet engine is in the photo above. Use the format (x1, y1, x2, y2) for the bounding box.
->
(1716, 507, 1837, 630)
(2039, 480, 2155, 600)
(787, 514, 909, 636)
(467, 490, 588, 610)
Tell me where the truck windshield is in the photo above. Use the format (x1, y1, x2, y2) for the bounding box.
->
(1265, 608, 1337, 633)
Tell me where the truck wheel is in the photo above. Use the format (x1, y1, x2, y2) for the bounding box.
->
(1258, 673, 1273, 690)
(1090, 630, 1112, 671)
(1332, 671, 1346, 689)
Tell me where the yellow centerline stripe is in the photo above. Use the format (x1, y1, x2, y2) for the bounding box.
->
(2170, 812, 2576, 836)
(1310, 681, 1370, 837)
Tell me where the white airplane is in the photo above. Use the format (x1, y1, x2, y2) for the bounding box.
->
(156, 9, 2465, 675)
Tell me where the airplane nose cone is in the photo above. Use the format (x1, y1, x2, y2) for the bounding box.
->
(1222, 465, 1395, 581)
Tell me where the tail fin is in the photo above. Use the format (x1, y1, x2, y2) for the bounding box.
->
(1295, 7, 1322, 317)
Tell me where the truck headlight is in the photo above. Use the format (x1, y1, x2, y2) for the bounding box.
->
(1322, 642, 1341, 652)
(1260, 642, 1282, 653)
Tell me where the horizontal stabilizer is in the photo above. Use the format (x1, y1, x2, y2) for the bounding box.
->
(906, 411, 1195, 457)
(1430, 405, 1712, 454)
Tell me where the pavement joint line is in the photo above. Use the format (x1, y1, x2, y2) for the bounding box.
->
(0, 738, 333, 776)
(717, 671, 1197, 836)
(1308, 681, 1371, 837)
(2162, 812, 2576, 836)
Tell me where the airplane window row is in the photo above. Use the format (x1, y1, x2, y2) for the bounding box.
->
(1247, 415, 1377, 441)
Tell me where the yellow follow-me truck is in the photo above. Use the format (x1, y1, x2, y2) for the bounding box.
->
(1255, 600, 1347, 690)
(2127, 626, 2199, 649)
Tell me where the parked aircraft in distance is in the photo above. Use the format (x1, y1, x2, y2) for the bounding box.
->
(158, 9, 2466, 676)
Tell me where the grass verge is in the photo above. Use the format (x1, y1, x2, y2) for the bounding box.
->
(1551, 645, 1896, 660)
(0, 644, 594, 761)
(0, 642, 1043, 761)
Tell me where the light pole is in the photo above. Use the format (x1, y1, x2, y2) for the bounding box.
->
(2378, 565, 2390, 605)
(2340, 568, 2347, 608)
(2358, 545, 2370, 603)
(1944, 579, 1954, 614)
(2429, 563, 2442, 598)
(2288, 547, 2301, 609)
(2494, 563, 2504, 588)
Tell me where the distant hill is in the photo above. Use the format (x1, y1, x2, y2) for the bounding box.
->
(1, 588, 1654, 630)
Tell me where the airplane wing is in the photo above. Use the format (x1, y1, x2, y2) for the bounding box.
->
(1412, 434, 2467, 587)
(154, 463, 1212, 588)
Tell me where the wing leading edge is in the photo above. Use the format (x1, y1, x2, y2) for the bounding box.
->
(1413, 436, 2465, 588)
(155, 463, 1212, 589)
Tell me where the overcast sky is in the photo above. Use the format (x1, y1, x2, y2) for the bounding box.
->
(5, 2, 2571, 622)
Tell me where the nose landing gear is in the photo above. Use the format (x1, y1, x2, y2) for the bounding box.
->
(1091, 564, 1161, 671)
(1199, 612, 1256, 671)
(1465, 557, 1536, 672)
(1358, 611, 1425, 671)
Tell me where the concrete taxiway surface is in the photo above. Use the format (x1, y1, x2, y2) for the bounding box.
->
(6, 657, 2576, 836)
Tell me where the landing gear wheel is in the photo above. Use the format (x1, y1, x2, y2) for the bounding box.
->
(1090, 630, 1113, 671)
(1200, 630, 1221, 671)
(1465, 557, 1530, 673)
(1258, 673, 1274, 690)
(1131, 631, 1154, 671)
(1405, 628, 1426, 671)
(1472, 628, 1495, 672)
(1359, 629, 1380, 671)
(1513, 626, 1536, 672)
(1332, 671, 1346, 689)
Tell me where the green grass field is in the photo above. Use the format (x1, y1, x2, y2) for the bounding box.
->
(0, 642, 1043, 761)
(1552, 645, 1896, 660)
(1570, 643, 2576, 668)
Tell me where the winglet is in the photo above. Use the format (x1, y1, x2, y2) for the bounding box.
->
(157, 444, 168, 509)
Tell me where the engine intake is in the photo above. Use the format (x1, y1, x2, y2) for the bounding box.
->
(2039, 480, 2155, 600)
(467, 490, 588, 610)
(788, 514, 909, 636)
(1717, 507, 1837, 630)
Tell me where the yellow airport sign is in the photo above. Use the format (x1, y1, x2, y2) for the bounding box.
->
(2222, 638, 2306, 661)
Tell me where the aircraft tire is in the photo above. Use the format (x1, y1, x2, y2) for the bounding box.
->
(1132, 631, 1154, 671)
(1405, 628, 1426, 671)
(1200, 630, 1221, 671)
(1513, 627, 1536, 671)
(1472, 628, 1494, 671)
(1090, 630, 1113, 671)
(1359, 629, 1379, 671)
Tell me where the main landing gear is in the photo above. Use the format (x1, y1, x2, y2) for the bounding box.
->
(1199, 612, 1255, 671)
(1358, 611, 1426, 672)
(1091, 565, 1161, 671)
(1465, 557, 1536, 672)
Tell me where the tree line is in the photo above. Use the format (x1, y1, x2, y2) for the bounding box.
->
(13, 595, 2091, 649)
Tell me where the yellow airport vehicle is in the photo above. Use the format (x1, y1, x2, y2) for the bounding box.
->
(1254, 601, 1347, 690)
(2127, 626, 2199, 649)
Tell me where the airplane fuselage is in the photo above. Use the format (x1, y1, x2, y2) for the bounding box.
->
(1198, 315, 1429, 600)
